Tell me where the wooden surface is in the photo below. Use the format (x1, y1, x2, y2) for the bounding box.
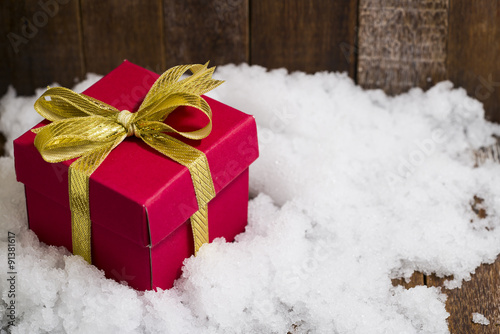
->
(251, 0, 358, 76)
(392, 260, 500, 333)
(447, 0, 500, 123)
(357, 0, 500, 122)
(3, 0, 500, 120)
(392, 271, 425, 290)
(80, 0, 164, 74)
(0, 0, 250, 96)
(357, 0, 448, 94)
(0, 2, 14, 97)
(1, 0, 84, 96)
(427, 259, 500, 334)
(163, 0, 249, 69)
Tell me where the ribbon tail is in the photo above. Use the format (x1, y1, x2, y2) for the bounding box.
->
(68, 137, 125, 263)
(69, 165, 92, 263)
(140, 132, 216, 254)
(190, 206, 209, 254)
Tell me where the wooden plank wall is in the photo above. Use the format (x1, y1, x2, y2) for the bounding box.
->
(3, 1, 500, 122)
(357, 0, 449, 94)
(251, 0, 357, 76)
(4, 0, 498, 119)
(357, 0, 500, 123)
(0, 0, 357, 95)
(2, 1, 500, 332)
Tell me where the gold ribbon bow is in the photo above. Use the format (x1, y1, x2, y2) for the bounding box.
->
(32, 63, 223, 264)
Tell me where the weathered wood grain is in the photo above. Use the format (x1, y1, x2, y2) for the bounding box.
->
(391, 271, 425, 289)
(251, 0, 358, 76)
(427, 259, 500, 333)
(163, 0, 249, 69)
(1, 0, 84, 95)
(447, 0, 500, 123)
(80, 0, 164, 75)
(0, 1, 16, 96)
(357, 0, 448, 94)
(475, 138, 500, 167)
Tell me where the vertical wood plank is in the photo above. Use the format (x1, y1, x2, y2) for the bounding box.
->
(1, 0, 84, 95)
(447, 0, 500, 123)
(80, 0, 164, 74)
(357, 0, 448, 94)
(0, 1, 16, 96)
(162, 0, 248, 68)
(250, 0, 358, 76)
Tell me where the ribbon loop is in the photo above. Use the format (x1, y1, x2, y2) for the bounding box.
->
(32, 63, 223, 263)
(35, 87, 119, 121)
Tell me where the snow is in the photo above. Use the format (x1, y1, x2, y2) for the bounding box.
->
(472, 312, 490, 326)
(1, 64, 500, 333)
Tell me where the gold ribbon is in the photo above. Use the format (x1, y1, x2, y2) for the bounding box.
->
(32, 63, 223, 263)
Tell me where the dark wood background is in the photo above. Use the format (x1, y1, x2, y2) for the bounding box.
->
(2, 1, 500, 332)
(2, 0, 500, 123)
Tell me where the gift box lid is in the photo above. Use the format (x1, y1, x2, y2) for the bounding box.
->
(14, 60, 259, 247)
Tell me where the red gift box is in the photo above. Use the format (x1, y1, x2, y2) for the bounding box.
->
(14, 61, 259, 290)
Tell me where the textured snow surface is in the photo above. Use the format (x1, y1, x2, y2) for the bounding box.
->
(1, 64, 500, 333)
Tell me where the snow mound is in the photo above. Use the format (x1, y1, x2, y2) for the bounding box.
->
(472, 312, 490, 326)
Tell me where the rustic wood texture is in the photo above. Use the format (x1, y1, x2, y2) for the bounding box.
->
(357, 0, 448, 94)
(80, 0, 164, 75)
(427, 259, 500, 333)
(1, 0, 84, 96)
(447, 0, 500, 123)
(163, 0, 249, 69)
(475, 138, 500, 167)
(391, 271, 425, 289)
(250, 0, 358, 77)
(0, 1, 15, 97)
